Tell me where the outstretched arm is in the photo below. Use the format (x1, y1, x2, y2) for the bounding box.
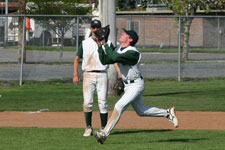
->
(103, 44, 139, 65)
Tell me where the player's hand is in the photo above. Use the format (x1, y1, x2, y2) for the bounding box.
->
(96, 40, 102, 47)
(73, 76, 80, 84)
(95, 38, 105, 47)
(101, 39, 106, 45)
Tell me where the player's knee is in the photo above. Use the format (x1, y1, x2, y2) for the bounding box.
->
(83, 103, 92, 112)
(98, 99, 108, 113)
(99, 107, 108, 114)
(114, 103, 124, 112)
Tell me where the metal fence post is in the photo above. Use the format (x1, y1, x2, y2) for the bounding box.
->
(19, 17, 26, 86)
(142, 15, 145, 48)
(178, 17, 181, 82)
(42, 30, 45, 47)
(217, 17, 221, 50)
(128, 15, 132, 30)
(76, 17, 79, 54)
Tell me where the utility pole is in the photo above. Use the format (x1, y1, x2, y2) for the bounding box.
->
(100, 0, 118, 96)
(99, 0, 116, 45)
(18, 0, 26, 63)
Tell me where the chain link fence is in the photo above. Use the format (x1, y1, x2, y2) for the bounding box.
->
(119, 15, 225, 80)
(0, 15, 225, 84)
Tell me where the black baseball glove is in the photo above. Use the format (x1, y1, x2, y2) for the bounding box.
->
(94, 25, 110, 42)
(113, 78, 124, 95)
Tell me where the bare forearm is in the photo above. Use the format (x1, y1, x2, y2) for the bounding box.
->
(73, 56, 80, 84)
(73, 56, 79, 77)
(114, 63, 122, 78)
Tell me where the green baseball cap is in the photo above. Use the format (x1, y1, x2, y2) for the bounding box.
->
(123, 28, 139, 46)
(91, 19, 102, 28)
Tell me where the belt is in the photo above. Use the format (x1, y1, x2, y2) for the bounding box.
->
(87, 70, 107, 73)
(124, 76, 143, 84)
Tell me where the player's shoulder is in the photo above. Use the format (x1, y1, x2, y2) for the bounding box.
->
(83, 37, 92, 42)
(128, 46, 139, 52)
(82, 37, 95, 45)
(119, 46, 139, 53)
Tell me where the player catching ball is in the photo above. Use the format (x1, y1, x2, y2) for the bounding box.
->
(94, 29, 179, 144)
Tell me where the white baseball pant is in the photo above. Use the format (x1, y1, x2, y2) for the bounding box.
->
(103, 78, 168, 136)
(83, 72, 108, 113)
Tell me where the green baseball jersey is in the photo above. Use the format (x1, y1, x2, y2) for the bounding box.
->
(98, 44, 140, 65)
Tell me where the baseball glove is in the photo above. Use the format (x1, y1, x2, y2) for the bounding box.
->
(94, 25, 110, 42)
(113, 78, 124, 95)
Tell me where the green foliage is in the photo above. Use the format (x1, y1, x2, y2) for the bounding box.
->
(0, 128, 225, 150)
(26, 0, 91, 32)
(27, 0, 91, 15)
(203, 0, 225, 10)
(26, 0, 91, 54)
(162, 0, 225, 61)
(164, 0, 225, 15)
(164, 0, 196, 15)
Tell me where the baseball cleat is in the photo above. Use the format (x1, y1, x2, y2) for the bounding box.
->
(94, 131, 106, 144)
(100, 128, 104, 132)
(167, 106, 179, 128)
(83, 128, 93, 136)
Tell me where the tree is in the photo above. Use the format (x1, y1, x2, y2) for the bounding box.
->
(141, 0, 148, 8)
(163, 0, 225, 61)
(117, 0, 138, 10)
(118, 0, 128, 10)
(26, 0, 91, 59)
(129, 0, 137, 9)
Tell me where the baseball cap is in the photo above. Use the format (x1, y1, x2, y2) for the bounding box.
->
(123, 28, 138, 46)
(91, 19, 101, 28)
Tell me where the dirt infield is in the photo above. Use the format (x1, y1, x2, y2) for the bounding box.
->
(0, 111, 225, 130)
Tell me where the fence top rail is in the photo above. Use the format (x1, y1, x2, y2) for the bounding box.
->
(0, 14, 225, 18)
(0, 14, 95, 18)
(116, 15, 225, 18)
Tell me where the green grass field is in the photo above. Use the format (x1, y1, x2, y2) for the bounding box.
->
(0, 128, 224, 150)
(0, 78, 225, 149)
(0, 78, 225, 111)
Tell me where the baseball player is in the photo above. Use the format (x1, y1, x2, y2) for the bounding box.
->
(94, 29, 179, 144)
(73, 20, 114, 136)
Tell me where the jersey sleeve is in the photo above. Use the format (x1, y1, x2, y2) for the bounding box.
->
(98, 42, 117, 65)
(98, 46, 115, 65)
(109, 42, 115, 49)
(76, 44, 83, 59)
(104, 44, 139, 65)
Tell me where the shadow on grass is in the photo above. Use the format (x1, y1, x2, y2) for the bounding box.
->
(143, 89, 223, 97)
(143, 91, 203, 97)
(150, 138, 208, 143)
(111, 129, 172, 135)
